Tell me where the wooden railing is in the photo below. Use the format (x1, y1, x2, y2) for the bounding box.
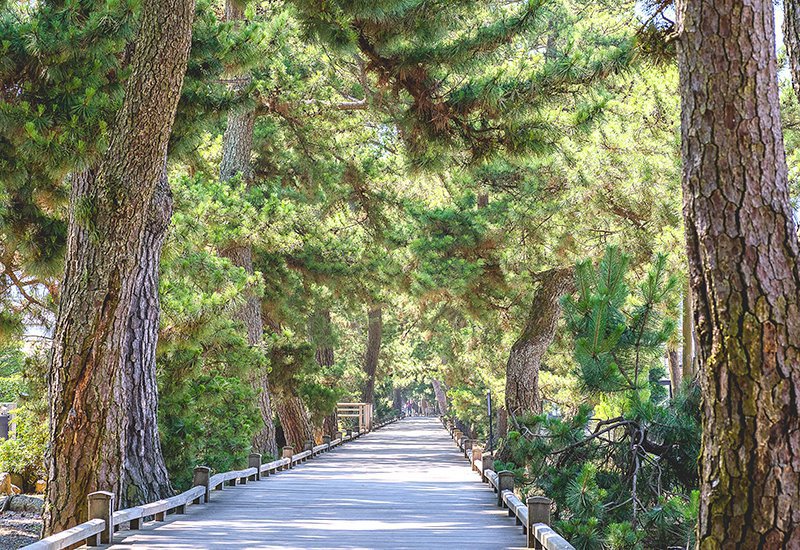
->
(440, 416, 575, 550)
(336, 402, 373, 432)
(22, 415, 401, 550)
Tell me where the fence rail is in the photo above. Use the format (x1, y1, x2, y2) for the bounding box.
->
(23, 415, 402, 550)
(440, 415, 575, 550)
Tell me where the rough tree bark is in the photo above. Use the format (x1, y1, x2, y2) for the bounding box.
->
(361, 306, 382, 405)
(112, 173, 174, 508)
(677, 0, 800, 545)
(504, 267, 574, 418)
(431, 379, 448, 416)
(217, 0, 278, 458)
(44, 0, 194, 534)
(275, 393, 315, 450)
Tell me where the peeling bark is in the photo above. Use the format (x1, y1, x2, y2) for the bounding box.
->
(44, 0, 194, 534)
(504, 267, 574, 417)
(677, 0, 800, 545)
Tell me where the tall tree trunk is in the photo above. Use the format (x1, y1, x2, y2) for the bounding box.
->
(43, 0, 194, 534)
(431, 379, 447, 415)
(392, 387, 403, 414)
(361, 306, 382, 405)
(311, 309, 338, 435)
(785, 0, 800, 104)
(275, 393, 315, 450)
(504, 267, 574, 418)
(677, 0, 800, 545)
(681, 282, 696, 382)
(113, 173, 173, 508)
(667, 349, 681, 399)
(217, 0, 278, 458)
(220, 245, 277, 457)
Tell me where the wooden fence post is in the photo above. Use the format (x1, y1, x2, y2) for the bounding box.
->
(463, 438, 472, 459)
(87, 490, 114, 546)
(497, 470, 514, 507)
(322, 435, 331, 449)
(193, 465, 211, 504)
(526, 496, 551, 549)
(303, 440, 313, 460)
(249, 453, 262, 481)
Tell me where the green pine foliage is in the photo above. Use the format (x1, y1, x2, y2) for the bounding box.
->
(502, 247, 700, 549)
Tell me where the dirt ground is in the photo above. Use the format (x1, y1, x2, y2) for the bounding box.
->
(0, 510, 41, 550)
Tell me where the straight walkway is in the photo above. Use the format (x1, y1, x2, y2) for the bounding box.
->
(108, 417, 525, 549)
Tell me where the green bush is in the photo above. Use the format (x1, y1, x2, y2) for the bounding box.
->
(0, 405, 48, 488)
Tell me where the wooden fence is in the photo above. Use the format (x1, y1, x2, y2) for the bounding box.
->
(440, 416, 575, 550)
(22, 415, 401, 550)
(335, 402, 373, 432)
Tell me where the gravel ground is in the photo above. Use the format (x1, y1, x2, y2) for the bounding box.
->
(0, 511, 41, 550)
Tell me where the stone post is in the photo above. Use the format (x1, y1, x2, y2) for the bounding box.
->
(472, 446, 483, 472)
(87, 490, 114, 545)
(335, 431, 343, 441)
(322, 435, 331, 449)
(192, 466, 211, 504)
(497, 470, 514, 507)
(481, 452, 493, 482)
(248, 453, 262, 481)
(303, 440, 313, 459)
(463, 438, 472, 459)
(282, 446, 294, 469)
(526, 496, 551, 549)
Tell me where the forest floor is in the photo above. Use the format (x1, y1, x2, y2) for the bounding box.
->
(0, 510, 40, 549)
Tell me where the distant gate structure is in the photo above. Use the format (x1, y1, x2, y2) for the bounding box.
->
(336, 402, 373, 432)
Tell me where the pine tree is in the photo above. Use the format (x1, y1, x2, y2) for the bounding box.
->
(501, 247, 698, 549)
(42, 0, 195, 534)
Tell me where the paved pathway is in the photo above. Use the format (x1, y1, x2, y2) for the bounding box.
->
(109, 417, 525, 549)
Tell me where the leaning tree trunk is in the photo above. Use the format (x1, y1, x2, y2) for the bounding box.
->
(677, 0, 800, 545)
(43, 0, 194, 534)
(504, 267, 574, 418)
(276, 393, 314, 450)
(361, 306, 382, 405)
(112, 173, 174, 509)
(217, 0, 278, 458)
(431, 379, 448, 416)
